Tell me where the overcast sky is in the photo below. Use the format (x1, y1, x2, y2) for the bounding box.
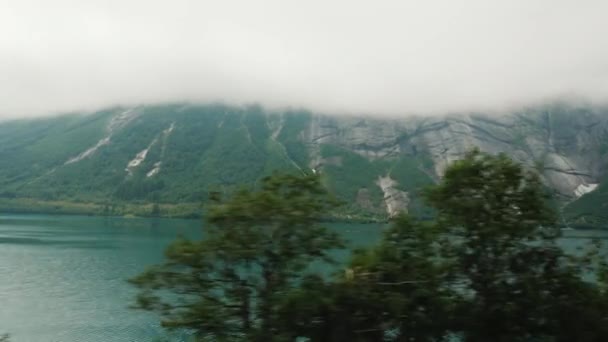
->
(1, 0, 608, 118)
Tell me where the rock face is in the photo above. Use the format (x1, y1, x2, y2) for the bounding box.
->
(304, 103, 608, 213)
(375, 175, 410, 217)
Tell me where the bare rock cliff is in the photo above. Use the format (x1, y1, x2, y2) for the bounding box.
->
(303, 104, 608, 215)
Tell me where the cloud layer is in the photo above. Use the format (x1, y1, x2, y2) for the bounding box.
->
(1, 0, 608, 117)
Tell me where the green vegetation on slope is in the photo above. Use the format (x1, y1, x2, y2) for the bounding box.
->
(319, 144, 435, 219)
(1, 103, 607, 225)
(564, 178, 608, 228)
(0, 104, 311, 218)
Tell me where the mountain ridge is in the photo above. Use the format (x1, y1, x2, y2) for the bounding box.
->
(0, 103, 606, 226)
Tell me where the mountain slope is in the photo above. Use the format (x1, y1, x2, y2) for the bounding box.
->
(0, 103, 607, 225)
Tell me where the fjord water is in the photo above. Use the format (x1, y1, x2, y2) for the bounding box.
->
(1, 215, 607, 341)
(0, 214, 383, 342)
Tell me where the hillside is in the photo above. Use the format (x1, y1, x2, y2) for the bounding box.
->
(0, 103, 607, 226)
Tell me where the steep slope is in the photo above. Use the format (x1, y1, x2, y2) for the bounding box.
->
(0, 103, 607, 224)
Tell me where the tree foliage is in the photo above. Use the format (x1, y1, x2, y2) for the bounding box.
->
(130, 173, 342, 341)
(277, 217, 456, 341)
(279, 151, 608, 341)
(133, 151, 608, 341)
(425, 150, 608, 341)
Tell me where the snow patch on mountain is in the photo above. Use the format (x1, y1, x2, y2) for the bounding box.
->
(108, 108, 139, 132)
(574, 183, 598, 198)
(126, 148, 150, 175)
(65, 137, 111, 165)
(143, 123, 175, 178)
(147, 162, 161, 178)
(164, 122, 175, 135)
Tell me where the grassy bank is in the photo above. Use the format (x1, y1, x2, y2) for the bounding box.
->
(0, 197, 388, 223)
(0, 198, 203, 219)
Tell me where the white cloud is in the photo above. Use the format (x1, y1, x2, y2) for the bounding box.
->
(1, 0, 607, 117)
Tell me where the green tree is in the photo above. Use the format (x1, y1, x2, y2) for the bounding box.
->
(281, 150, 608, 341)
(132, 151, 608, 341)
(277, 216, 455, 341)
(425, 150, 608, 341)
(130, 173, 342, 341)
(151, 202, 161, 217)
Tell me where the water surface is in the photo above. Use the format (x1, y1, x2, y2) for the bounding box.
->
(0, 214, 381, 341)
(0, 214, 606, 341)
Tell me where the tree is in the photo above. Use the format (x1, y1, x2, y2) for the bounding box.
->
(132, 151, 608, 341)
(277, 216, 456, 341)
(281, 150, 608, 341)
(151, 202, 161, 217)
(130, 173, 342, 341)
(424, 150, 608, 341)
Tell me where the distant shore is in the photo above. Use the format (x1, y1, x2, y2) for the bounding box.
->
(0, 197, 388, 224)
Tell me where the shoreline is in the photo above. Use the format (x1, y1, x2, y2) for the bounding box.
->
(0, 198, 388, 224)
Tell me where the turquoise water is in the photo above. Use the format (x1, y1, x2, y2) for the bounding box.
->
(0, 214, 384, 342)
(1, 215, 607, 341)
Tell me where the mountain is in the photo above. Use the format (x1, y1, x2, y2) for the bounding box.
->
(0, 103, 607, 226)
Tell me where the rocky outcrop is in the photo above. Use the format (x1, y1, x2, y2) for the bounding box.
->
(303, 104, 608, 214)
(376, 175, 409, 217)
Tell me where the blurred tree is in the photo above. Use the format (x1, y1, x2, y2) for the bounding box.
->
(130, 173, 342, 341)
(277, 216, 456, 341)
(425, 150, 608, 341)
(151, 203, 161, 217)
(132, 151, 608, 341)
(279, 150, 608, 341)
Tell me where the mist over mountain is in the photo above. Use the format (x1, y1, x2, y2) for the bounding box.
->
(2, 0, 608, 118)
(0, 102, 606, 227)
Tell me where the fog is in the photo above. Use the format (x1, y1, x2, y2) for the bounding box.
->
(1, 0, 608, 118)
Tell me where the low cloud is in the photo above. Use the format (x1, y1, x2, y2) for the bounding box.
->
(1, 0, 608, 118)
